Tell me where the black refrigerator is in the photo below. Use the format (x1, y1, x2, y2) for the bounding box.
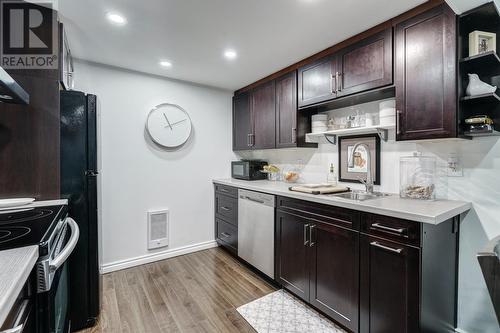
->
(60, 90, 100, 331)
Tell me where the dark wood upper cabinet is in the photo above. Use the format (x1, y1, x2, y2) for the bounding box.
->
(309, 222, 359, 332)
(275, 210, 310, 302)
(251, 80, 276, 149)
(395, 4, 457, 141)
(359, 235, 420, 333)
(232, 92, 252, 150)
(298, 55, 337, 107)
(336, 28, 393, 98)
(275, 72, 297, 148)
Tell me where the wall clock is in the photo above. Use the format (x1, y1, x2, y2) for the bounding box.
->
(146, 103, 192, 148)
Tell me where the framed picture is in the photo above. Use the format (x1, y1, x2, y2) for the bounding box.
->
(469, 30, 497, 56)
(338, 134, 380, 185)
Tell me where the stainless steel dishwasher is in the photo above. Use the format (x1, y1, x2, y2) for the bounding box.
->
(238, 189, 275, 279)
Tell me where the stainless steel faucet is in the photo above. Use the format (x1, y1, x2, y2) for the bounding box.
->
(347, 142, 373, 194)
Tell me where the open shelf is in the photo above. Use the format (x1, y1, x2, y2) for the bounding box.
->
(464, 129, 500, 137)
(306, 123, 395, 144)
(460, 51, 500, 74)
(460, 92, 500, 104)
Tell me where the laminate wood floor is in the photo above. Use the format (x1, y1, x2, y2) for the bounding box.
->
(80, 247, 276, 333)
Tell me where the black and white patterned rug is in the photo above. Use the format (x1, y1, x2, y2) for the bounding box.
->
(237, 290, 346, 333)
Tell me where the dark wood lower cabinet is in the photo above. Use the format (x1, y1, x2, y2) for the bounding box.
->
(275, 211, 310, 302)
(276, 206, 360, 332)
(359, 235, 419, 333)
(275, 196, 459, 333)
(310, 221, 359, 332)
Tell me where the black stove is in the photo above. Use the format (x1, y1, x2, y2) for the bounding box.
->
(0, 205, 67, 255)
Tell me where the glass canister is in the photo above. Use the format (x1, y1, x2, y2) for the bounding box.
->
(400, 153, 436, 200)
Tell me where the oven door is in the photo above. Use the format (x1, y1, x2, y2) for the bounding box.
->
(37, 218, 79, 333)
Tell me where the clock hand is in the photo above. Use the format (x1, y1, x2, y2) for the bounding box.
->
(163, 113, 173, 130)
(167, 118, 187, 127)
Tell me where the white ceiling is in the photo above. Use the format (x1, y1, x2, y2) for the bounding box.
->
(59, 0, 469, 91)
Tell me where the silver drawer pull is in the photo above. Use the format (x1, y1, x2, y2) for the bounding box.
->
(371, 223, 406, 234)
(220, 206, 231, 211)
(219, 188, 229, 193)
(370, 241, 403, 254)
(220, 232, 231, 238)
(309, 225, 316, 247)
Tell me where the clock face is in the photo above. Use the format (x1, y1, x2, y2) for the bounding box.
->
(146, 103, 192, 148)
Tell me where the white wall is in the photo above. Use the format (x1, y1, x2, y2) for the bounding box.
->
(239, 100, 500, 333)
(73, 60, 235, 272)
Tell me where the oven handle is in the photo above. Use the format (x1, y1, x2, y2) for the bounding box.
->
(49, 217, 79, 272)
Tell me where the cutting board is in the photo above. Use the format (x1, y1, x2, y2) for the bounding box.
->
(289, 184, 350, 195)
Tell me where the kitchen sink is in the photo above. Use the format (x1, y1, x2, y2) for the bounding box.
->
(329, 191, 392, 201)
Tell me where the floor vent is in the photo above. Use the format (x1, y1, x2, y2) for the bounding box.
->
(147, 209, 169, 250)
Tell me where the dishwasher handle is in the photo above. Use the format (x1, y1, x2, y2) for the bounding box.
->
(240, 195, 265, 204)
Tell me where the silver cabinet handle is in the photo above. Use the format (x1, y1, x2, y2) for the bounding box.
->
(337, 72, 343, 92)
(50, 217, 80, 272)
(220, 206, 231, 211)
(220, 232, 231, 238)
(335, 72, 340, 93)
(303, 224, 309, 246)
(370, 241, 403, 254)
(330, 74, 335, 94)
(291, 128, 297, 144)
(396, 110, 402, 135)
(371, 223, 406, 234)
(219, 188, 229, 193)
(250, 133, 255, 147)
(309, 225, 316, 247)
(247, 133, 251, 147)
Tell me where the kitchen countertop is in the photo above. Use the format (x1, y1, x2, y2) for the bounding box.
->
(0, 246, 39, 327)
(213, 179, 471, 224)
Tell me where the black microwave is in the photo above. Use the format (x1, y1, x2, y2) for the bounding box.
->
(231, 160, 267, 180)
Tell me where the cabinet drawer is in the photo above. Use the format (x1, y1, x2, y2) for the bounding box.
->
(277, 196, 359, 230)
(215, 193, 237, 225)
(214, 183, 238, 198)
(216, 219, 238, 252)
(361, 213, 420, 247)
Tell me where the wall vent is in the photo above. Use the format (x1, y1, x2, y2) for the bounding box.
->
(147, 209, 169, 250)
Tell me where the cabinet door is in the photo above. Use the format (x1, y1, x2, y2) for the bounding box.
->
(275, 211, 310, 302)
(298, 55, 337, 107)
(395, 4, 456, 141)
(276, 72, 297, 148)
(232, 92, 252, 150)
(337, 28, 393, 98)
(309, 222, 360, 332)
(251, 81, 276, 149)
(360, 235, 420, 333)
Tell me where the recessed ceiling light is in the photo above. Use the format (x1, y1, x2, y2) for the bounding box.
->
(106, 13, 127, 25)
(224, 49, 237, 60)
(159, 61, 172, 68)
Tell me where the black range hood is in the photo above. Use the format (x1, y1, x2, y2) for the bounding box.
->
(0, 66, 29, 104)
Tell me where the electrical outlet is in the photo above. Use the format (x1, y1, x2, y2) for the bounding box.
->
(447, 153, 463, 177)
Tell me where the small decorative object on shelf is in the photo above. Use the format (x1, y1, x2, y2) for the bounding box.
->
(465, 115, 495, 134)
(466, 73, 497, 96)
(400, 152, 436, 200)
(469, 30, 497, 56)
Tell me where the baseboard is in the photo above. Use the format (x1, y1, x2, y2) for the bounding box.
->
(100, 240, 218, 274)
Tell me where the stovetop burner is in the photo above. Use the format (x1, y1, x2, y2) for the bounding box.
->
(0, 208, 53, 225)
(0, 205, 65, 251)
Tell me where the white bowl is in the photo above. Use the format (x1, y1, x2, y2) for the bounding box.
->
(379, 115, 396, 126)
(379, 108, 395, 118)
(379, 100, 395, 110)
(312, 114, 328, 121)
(311, 126, 328, 133)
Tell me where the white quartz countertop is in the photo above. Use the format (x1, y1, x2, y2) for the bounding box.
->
(213, 179, 471, 224)
(0, 246, 39, 327)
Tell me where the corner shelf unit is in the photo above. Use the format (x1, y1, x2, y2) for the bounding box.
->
(305, 124, 395, 144)
(458, 2, 500, 138)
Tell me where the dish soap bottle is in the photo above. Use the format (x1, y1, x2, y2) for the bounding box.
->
(327, 163, 337, 186)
